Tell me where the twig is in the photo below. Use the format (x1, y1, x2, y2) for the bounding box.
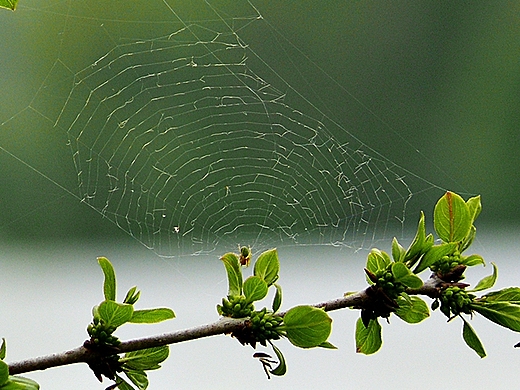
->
(8, 280, 441, 376)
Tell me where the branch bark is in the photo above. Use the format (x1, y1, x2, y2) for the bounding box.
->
(8, 280, 441, 376)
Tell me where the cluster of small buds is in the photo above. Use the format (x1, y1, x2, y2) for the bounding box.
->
(232, 308, 284, 348)
(86, 317, 120, 347)
(431, 251, 462, 276)
(217, 295, 254, 318)
(374, 266, 405, 299)
(249, 308, 284, 346)
(433, 285, 474, 318)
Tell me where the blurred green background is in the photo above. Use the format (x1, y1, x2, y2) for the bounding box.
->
(1, 3, 520, 390)
(0, 0, 519, 243)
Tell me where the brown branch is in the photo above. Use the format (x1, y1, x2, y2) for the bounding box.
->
(8, 279, 442, 376)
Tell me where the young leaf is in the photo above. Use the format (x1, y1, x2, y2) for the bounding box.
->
(434, 191, 472, 243)
(469, 262, 497, 292)
(391, 262, 423, 289)
(129, 308, 175, 324)
(318, 341, 338, 349)
(460, 225, 477, 253)
(355, 317, 382, 355)
(98, 300, 134, 328)
(122, 346, 169, 371)
(0, 0, 18, 11)
(243, 276, 268, 303)
(391, 237, 405, 262)
(113, 375, 135, 390)
(283, 306, 332, 348)
(466, 195, 482, 223)
(0, 339, 5, 360)
(366, 249, 391, 274)
(98, 257, 117, 301)
(0, 361, 8, 386)
(123, 286, 141, 305)
(395, 296, 429, 324)
(254, 249, 280, 286)
(471, 301, 520, 332)
(272, 283, 282, 313)
(2, 377, 40, 390)
(220, 253, 243, 296)
(480, 287, 520, 304)
(269, 343, 287, 377)
(413, 242, 457, 274)
(462, 317, 486, 358)
(403, 211, 433, 267)
(461, 253, 485, 267)
(124, 370, 148, 390)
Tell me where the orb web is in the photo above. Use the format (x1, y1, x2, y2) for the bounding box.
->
(53, 4, 420, 257)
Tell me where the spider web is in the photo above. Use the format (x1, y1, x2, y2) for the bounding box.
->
(13, 1, 442, 257)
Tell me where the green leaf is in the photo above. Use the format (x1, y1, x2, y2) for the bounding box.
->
(391, 261, 408, 279)
(122, 346, 169, 371)
(0, 339, 6, 360)
(404, 211, 433, 267)
(114, 375, 135, 390)
(254, 249, 280, 286)
(220, 253, 242, 296)
(318, 341, 338, 349)
(355, 317, 382, 355)
(269, 343, 287, 377)
(123, 286, 141, 305)
(98, 257, 117, 301)
(1, 376, 40, 390)
(243, 276, 268, 303)
(391, 237, 405, 262)
(461, 253, 485, 267)
(469, 262, 497, 292)
(434, 191, 472, 243)
(391, 262, 423, 289)
(413, 242, 457, 274)
(460, 225, 477, 253)
(0, 1, 18, 11)
(395, 295, 429, 324)
(283, 306, 332, 348)
(129, 308, 175, 324)
(124, 370, 148, 390)
(98, 300, 134, 328)
(0, 361, 9, 386)
(466, 195, 482, 223)
(272, 283, 282, 313)
(471, 301, 520, 332)
(480, 287, 520, 304)
(366, 249, 391, 275)
(462, 317, 486, 358)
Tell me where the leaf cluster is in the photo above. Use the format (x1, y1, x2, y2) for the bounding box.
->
(356, 191, 520, 359)
(87, 258, 174, 390)
(218, 248, 333, 378)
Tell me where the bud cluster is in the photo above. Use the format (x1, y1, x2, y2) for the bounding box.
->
(232, 308, 284, 348)
(250, 308, 284, 346)
(217, 295, 254, 318)
(86, 317, 120, 347)
(431, 251, 462, 276)
(434, 286, 474, 318)
(374, 266, 405, 300)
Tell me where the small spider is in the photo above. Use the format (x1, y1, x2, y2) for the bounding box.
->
(239, 245, 252, 266)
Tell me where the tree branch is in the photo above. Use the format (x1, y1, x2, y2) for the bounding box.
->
(8, 279, 442, 376)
